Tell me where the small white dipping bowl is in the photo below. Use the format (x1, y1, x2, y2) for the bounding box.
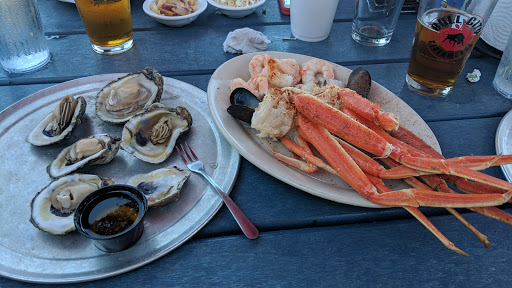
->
(207, 0, 266, 18)
(143, 0, 208, 27)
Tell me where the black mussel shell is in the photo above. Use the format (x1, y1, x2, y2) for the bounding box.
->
(347, 67, 371, 98)
(227, 105, 254, 124)
(230, 88, 261, 108)
(228, 88, 261, 124)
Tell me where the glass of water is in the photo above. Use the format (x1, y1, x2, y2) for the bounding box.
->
(493, 34, 512, 99)
(0, 0, 50, 74)
(351, 0, 406, 46)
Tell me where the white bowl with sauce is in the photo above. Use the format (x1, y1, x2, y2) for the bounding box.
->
(206, 0, 266, 18)
(143, 0, 208, 27)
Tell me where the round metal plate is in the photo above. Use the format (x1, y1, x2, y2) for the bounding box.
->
(0, 74, 239, 283)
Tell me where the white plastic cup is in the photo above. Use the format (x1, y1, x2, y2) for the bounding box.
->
(493, 33, 512, 99)
(290, 0, 340, 42)
(0, 0, 50, 74)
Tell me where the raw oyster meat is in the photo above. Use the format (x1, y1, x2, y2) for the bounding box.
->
(30, 174, 114, 235)
(95, 67, 164, 123)
(121, 103, 192, 164)
(47, 134, 121, 179)
(126, 167, 191, 207)
(26, 95, 86, 146)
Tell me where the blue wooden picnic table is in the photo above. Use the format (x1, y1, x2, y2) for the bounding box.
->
(1, 0, 512, 287)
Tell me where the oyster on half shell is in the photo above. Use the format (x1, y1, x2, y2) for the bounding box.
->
(47, 134, 121, 179)
(121, 103, 192, 164)
(126, 167, 191, 207)
(95, 67, 164, 124)
(26, 95, 86, 146)
(30, 174, 114, 235)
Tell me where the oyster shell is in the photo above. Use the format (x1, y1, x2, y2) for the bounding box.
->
(126, 167, 191, 207)
(30, 174, 114, 235)
(26, 95, 86, 146)
(47, 134, 121, 179)
(121, 103, 192, 164)
(95, 67, 164, 123)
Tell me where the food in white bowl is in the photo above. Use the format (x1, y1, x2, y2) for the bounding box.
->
(213, 0, 260, 7)
(207, 0, 266, 18)
(150, 0, 198, 16)
(143, 0, 207, 27)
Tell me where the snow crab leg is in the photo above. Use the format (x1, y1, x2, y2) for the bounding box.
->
(267, 119, 492, 254)
(391, 126, 511, 195)
(296, 112, 512, 208)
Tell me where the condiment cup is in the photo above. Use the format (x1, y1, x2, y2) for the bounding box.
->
(143, 0, 208, 27)
(74, 185, 148, 253)
(206, 0, 266, 18)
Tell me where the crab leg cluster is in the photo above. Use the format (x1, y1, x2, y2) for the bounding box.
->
(231, 55, 512, 255)
(266, 89, 512, 255)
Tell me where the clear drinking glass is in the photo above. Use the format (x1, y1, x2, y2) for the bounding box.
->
(405, 0, 498, 97)
(0, 0, 51, 74)
(493, 34, 512, 99)
(75, 0, 134, 55)
(351, 0, 406, 46)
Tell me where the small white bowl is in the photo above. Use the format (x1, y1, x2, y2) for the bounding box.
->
(143, 0, 208, 27)
(207, 0, 266, 18)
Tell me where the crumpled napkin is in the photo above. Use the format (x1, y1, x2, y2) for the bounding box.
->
(466, 69, 481, 83)
(223, 27, 271, 54)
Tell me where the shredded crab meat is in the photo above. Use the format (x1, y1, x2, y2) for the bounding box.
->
(251, 88, 297, 139)
(214, 0, 259, 7)
(251, 83, 344, 139)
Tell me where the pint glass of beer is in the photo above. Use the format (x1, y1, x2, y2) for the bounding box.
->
(406, 0, 498, 97)
(75, 0, 133, 55)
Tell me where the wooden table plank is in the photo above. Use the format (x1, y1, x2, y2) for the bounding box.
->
(0, 16, 418, 83)
(40, 0, 356, 33)
(366, 58, 512, 122)
(1, 208, 511, 287)
(2, 1, 512, 285)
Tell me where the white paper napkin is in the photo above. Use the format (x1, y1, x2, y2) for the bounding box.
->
(223, 27, 271, 54)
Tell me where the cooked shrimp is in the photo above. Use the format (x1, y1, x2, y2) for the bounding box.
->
(248, 54, 301, 88)
(301, 58, 335, 85)
(230, 74, 269, 100)
(249, 54, 272, 77)
(247, 74, 269, 99)
(280, 59, 301, 84)
(266, 57, 301, 88)
(230, 78, 260, 98)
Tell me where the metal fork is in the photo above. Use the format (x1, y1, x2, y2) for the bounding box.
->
(177, 142, 259, 239)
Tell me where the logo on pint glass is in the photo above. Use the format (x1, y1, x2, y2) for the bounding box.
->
(426, 12, 484, 60)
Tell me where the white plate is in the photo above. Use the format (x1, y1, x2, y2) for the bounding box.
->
(496, 109, 512, 181)
(0, 74, 239, 283)
(207, 51, 441, 208)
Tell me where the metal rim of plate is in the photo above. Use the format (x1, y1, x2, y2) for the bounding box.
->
(0, 75, 240, 284)
(496, 109, 512, 182)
